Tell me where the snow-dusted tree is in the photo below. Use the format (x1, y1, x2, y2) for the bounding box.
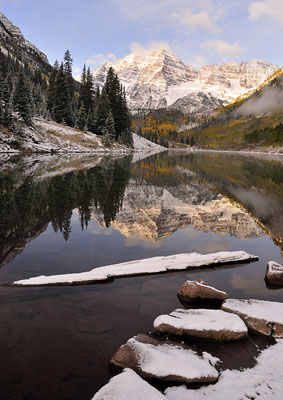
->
(13, 71, 33, 125)
(75, 103, 87, 130)
(102, 111, 116, 146)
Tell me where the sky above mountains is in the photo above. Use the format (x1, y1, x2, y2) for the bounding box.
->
(1, 0, 283, 75)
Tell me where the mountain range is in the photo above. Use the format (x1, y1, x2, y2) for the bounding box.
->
(92, 49, 279, 112)
(0, 12, 280, 115)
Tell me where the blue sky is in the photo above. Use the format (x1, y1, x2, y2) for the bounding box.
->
(1, 0, 283, 75)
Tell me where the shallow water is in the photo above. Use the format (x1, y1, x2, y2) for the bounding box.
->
(0, 151, 282, 399)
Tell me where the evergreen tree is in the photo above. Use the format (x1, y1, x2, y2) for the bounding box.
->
(94, 87, 111, 135)
(102, 111, 116, 146)
(47, 60, 59, 117)
(79, 65, 94, 113)
(53, 63, 70, 124)
(63, 50, 74, 100)
(75, 103, 87, 130)
(13, 70, 33, 125)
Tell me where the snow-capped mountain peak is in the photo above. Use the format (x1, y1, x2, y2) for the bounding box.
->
(92, 49, 279, 112)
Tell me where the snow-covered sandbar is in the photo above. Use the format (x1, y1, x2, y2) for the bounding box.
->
(10, 251, 258, 287)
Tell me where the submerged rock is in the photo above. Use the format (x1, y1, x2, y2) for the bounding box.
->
(265, 261, 283, 287)
(91, 368, 166, 400)
(222, 299, 283, 338)
(110, 333, 219, 384)
(177, 280, 227, 304)
(154, 309, 248, 341)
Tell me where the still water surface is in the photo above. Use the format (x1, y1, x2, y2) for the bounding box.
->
(0, 151, 282, 399)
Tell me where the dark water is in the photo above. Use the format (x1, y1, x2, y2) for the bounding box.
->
(0, 151, 283, 400)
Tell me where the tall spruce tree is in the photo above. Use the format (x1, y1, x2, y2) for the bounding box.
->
(75, 103, 87, 130)
(102, 111, 116, 146)
(63, 50, 74, 100)
(79, 65, 94, 114)
(47, 60, 59, 117)
(13, 70, 33, 125)
(52, 63, 70, 124)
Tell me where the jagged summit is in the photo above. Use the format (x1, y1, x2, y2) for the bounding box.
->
(92, 49, 278, 112)
(0, 12, 50, 71)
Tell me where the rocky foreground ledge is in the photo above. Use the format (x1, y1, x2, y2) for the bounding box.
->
(8, 251, 258, 286)
(93, 274, 283, 400)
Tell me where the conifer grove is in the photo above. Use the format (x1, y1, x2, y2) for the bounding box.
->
(0, 49, 133, 148)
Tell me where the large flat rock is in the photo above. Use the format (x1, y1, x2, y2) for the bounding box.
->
(10, 250, 258, 286)
(154, 309, 248, 341)
(265, 261, 283, 287)
(110, 334, 219, 384)
(222, 299, 283, 338)
(91, 368, 166, 400)
(178, 280, 227, 303)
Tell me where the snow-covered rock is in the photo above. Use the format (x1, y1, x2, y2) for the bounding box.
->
(265, 261, 283, 287)
(92, 49, 279, 112)
(222, 299, 283, 338)
(132, 133, 165, 152)
(177, 280, 227, 304)
(10, 251, 258, 286)
(165, 340, 283, 400)
(110, 334, 219, 384)
(154, 309, 248, 341)
(91, 368, 166, 400)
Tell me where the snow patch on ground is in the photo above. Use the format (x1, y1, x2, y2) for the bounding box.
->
(92, 368, 166, 400)
(1, 119, 165, 154)
(165, 340, 283, 400)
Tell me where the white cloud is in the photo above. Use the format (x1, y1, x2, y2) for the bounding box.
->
(248, 0, 283, 23)
(129, 41, 172, 58)
(202, 40, 244, 59)
(112, 0, 222, 33)
(187, 53, 210, 69)
(86, 52, 117, 67)
(172, 8, 220, 33)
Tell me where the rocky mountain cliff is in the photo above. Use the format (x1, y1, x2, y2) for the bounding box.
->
(0, 13, 50, 74)
(92, 49, 278, 113)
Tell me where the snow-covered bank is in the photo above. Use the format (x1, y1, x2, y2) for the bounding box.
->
(9, 251, 258, 286)
(0, 119, 165, 154)
(165, 339, 283, 400)
(183, 147, 283, 159)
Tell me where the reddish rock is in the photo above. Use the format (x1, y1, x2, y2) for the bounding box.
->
(178, 280, 227, 303)
(110, 333, 219, 384)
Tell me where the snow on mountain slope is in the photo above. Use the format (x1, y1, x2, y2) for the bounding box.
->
(92, 49, 279, 112)
(0, 13, 49, 70)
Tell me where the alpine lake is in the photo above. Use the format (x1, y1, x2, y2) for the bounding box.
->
(0, 150, 282, 400)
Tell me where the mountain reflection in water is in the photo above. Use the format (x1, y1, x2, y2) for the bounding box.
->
(0, 151, 283, 271)
(1, 151, 283, 400)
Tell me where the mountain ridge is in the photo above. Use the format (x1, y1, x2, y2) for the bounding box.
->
(0, 12, 50, 73)
(92, 49, 278, 113)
